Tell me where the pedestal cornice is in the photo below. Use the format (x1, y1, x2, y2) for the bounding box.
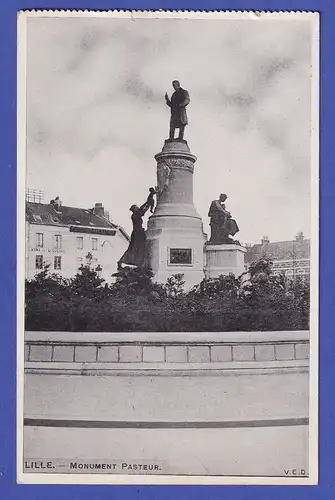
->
(155, 151, 197, 163)
(155, 139, 197, 164)
(205, 244, 247, 253)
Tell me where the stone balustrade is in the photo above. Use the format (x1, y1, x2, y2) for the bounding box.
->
(24, 330, 309, 374)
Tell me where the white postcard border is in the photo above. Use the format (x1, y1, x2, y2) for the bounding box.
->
(17, 9, 320, 485)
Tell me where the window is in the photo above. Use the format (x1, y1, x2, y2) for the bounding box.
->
(53, 234, 62, 250)
(35, 255, 43, 269)
(92, 238, 98, 251)
(32, 214, 42, 223)
(77, 236, 84, 250)
(54, 256, 61, 270)
(36, 233, 43, 248)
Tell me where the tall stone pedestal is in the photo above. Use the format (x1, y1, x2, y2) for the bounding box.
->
(204, 244, 246, 279)
(146, 139, 206, 289)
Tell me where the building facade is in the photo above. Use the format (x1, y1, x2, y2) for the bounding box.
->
(245, 232, 310, 281)
(26, 197, 129, 284)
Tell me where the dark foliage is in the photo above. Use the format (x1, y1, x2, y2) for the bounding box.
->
(25, 258, 310, 332)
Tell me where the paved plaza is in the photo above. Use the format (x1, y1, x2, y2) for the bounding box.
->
(23, 371, 309, 476)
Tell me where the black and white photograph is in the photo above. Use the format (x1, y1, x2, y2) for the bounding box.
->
(17, 10, 319, 484)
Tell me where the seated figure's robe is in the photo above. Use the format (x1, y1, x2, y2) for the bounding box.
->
(208, 200, 239, 244)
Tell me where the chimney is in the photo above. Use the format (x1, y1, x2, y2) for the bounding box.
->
(261, 236, 269, 245)
(295, 231, 304, 243)
(50, 196, 62, 210)
(93, 202, 104, 217)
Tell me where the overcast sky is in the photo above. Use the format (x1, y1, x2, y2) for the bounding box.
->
(25, 14, 315, 243)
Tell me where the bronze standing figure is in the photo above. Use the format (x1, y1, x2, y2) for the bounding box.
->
(165, 80, 190, 140)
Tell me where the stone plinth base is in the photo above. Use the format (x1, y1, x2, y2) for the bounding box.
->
(147, 139, 206, 290)
(146, 224, 206, 290)
(204, 244, 247, 279)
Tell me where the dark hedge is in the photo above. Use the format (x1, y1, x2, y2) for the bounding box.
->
(25, 260, 310, 332)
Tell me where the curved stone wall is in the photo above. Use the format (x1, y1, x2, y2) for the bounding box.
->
(24, 330, 309, 375)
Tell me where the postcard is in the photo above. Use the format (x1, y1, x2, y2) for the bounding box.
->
(17, 9, 319, 484)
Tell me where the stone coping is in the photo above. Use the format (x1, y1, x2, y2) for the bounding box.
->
(25, 359, 309, 376)
(25, 330, 309, 344)
(204, 244, 247, 252)
(155, 150, 197, 163)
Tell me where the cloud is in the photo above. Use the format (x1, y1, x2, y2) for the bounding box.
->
(25, 15, 314, 242)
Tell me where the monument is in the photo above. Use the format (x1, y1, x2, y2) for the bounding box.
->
(146, 81, 206, 289)
(119, 81, 246, 287)
(208, 193, 240, 245)
(204, 194, 246, 279)
(117, 202, 149, 270)
(165, 80, 190, 140)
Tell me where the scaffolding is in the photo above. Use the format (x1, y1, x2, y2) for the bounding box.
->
(26, 189, 44, 204)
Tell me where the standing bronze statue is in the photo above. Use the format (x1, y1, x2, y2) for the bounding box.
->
(208, 194, 240, 245)
(165, 80, 190, 140)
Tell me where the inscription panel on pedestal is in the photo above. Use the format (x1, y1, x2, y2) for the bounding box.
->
(169, 248, 192, 265)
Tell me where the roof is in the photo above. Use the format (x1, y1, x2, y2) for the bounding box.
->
(26, 201, 122, 232)
(245, 239, 310, 264)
